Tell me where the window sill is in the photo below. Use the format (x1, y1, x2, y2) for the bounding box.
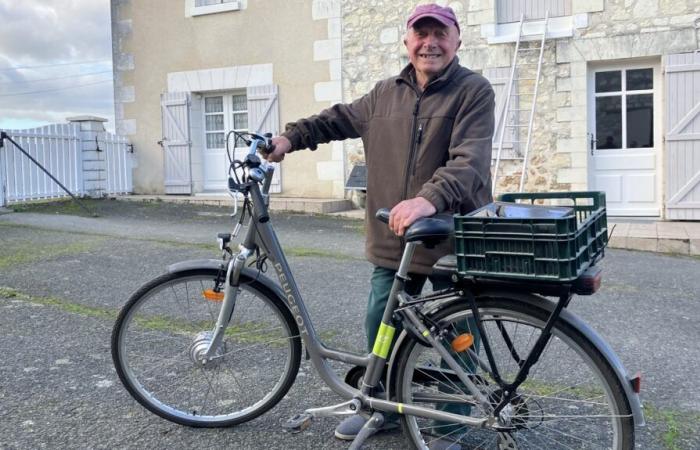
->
(481, 14, 588, 44)
(191, 1, 240, 17)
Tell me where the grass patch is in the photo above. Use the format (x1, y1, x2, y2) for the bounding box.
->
(0, 286, 116, 321)
(0, 238, 102, 269)
(10, 198, 104, 216)
(283, 246, 360, 261)
(643, 403, 700, 450)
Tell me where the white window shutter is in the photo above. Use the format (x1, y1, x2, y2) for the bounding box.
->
(484, 67, 519, 158)
(247, 85, 281, 193)
(160, 92, 192, 194)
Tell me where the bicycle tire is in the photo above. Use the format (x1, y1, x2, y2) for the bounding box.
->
(392, 297, 634, 449)
(111, 268, 302, 427)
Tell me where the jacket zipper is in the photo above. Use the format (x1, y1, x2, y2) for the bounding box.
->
(402, 95, 423, 201)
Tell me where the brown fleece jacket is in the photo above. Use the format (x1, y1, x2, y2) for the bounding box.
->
(282, 57, 495, 274)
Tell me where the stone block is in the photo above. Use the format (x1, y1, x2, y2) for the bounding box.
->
(314, 81, 342, 102)
(117, 119, 136, 136)
(312, 0, 341, 20)
(329, 59, 341, 81)
(380, 27, 399, 44)
(118, 85, 135, 103)
(556, 106, 586, 122)
(626, 237, 658, 252)
(313, 39, 341, 61)
(690, 239, 700, 256)
(570, 86, 587, 106)
(607, 234, 627, 249)
(556, 77, 572, 92)
(115, 52, 134, 71)
(557, 167, 587, 184)
(327, 17, 341, 39)
(657, 238, 689, 255)
(556, 137, 587, 153)
(467, 9, 495, 26)
(573, 0, 604, 14)
(570, 151, 588, 168)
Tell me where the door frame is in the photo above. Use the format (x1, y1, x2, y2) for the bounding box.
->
(586, 58, 663, 217)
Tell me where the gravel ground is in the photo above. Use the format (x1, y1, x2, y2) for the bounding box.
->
(1, 199, 698, 449)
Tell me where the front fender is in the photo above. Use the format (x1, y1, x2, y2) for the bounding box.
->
(167, 258, 287, 311)
(387, 290, 645, 427)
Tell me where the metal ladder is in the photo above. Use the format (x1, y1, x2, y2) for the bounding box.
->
(492, 12, 549, 195)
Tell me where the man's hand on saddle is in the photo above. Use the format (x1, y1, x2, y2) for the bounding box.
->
(389, 197, 437, 237)
(264, 136, 292, 162)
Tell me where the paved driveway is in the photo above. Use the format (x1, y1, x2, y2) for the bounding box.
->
(0, 200, 698, 449)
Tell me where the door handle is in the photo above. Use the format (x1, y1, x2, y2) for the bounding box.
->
(157, 137, 167, 147)
(589, 133, 596, 155)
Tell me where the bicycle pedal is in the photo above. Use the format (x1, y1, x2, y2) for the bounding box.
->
(282, 413, 313, 433)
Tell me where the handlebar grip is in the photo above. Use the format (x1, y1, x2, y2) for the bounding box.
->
(375, 208, 390, 224)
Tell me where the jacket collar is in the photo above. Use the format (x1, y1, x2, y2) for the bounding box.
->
(397, 56, 461, 92)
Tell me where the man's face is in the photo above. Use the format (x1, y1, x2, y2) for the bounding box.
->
(404, 18, 461, 82)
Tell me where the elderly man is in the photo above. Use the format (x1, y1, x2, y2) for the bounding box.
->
(266, 3, 494, 445)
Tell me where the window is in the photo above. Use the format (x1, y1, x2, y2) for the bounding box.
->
(190, 0, 240, 17)
(204, 94, 248, 151)
(594, 68, 653, 149)
(497, 0, 572, 24)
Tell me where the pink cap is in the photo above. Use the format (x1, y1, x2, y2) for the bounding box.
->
(407, 4, 460, 34)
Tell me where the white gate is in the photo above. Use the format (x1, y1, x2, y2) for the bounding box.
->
(161, 92, 192, 194)
(104, 132, 133, 195)
(1, 124, 82, 203)
(665, 52, 700, 220)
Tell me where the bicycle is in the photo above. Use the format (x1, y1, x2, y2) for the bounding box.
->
(111, 131, 645, 449)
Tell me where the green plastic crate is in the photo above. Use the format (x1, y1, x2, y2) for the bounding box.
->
(454, 191, 608, 282)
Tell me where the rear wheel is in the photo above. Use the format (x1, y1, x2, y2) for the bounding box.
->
(111, 269, 302, 427)
(392, 297, 634, 449)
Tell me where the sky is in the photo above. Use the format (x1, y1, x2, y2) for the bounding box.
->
(0, 0, 114, 132)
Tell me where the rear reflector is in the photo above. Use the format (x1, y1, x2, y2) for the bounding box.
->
(630, 372, 642, 394)
(574, 266, 603, 295)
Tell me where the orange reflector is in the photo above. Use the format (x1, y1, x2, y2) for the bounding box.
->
(202, 289, 224, 302)
(451, 333, 474, 353)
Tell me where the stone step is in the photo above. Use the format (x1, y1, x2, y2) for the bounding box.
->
(120, 194, 353, 214)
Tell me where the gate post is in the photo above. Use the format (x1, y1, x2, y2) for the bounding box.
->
(67, 116, 108, 198)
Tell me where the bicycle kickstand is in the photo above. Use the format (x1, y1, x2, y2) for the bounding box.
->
(348, 411, 385, 450)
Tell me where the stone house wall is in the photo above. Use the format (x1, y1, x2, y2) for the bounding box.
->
(340, 0, 699, 200)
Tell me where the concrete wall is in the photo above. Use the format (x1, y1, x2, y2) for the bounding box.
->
(111, 0, 344, 197)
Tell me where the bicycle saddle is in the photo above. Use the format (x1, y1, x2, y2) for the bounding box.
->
(375, 208, 453, 247)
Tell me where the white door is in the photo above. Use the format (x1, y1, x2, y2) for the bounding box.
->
(202, 93, 249, 191)
(588, 63, 662, 216)
(665, 52, 700, 220)
(161, 92, 192, 194)
(202, 85, 281, 193)
(0, 143, 5, 207)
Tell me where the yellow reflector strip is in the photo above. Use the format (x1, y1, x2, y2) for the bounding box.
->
(398, 403, 404, 414)
(422, 330, 430, 337)
(202, 289, 224, 302)
(371, 322, 395, 359)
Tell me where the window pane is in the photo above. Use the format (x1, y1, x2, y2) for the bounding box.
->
(205, 97, 223, 113)
(205, 114, 224, 131)
(233, 112, 248, 130)
(627, 68, 653, 91)
(206, 133, 225, 149)
(196, 0, 221, 6)
(595, 71, 621, 93)
(232, 95, 247, 111)
(596, 96, 622, 149)
(626, 94, 653, 148)
(235, 135, 247, 148)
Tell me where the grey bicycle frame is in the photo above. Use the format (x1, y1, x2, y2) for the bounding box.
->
(202, 137, 490, 428)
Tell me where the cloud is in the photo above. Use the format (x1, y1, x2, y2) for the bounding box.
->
(0, 0, 114, 131)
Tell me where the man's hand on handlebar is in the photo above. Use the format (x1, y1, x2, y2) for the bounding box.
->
(263, 136, 292, 162)
(389, 197, 437, 236)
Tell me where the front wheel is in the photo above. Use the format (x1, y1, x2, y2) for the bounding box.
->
(392, 297, 634, 449)
(111, 269, 302, 427)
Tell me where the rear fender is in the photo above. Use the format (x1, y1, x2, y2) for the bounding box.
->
(387, 290, 645, 427)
